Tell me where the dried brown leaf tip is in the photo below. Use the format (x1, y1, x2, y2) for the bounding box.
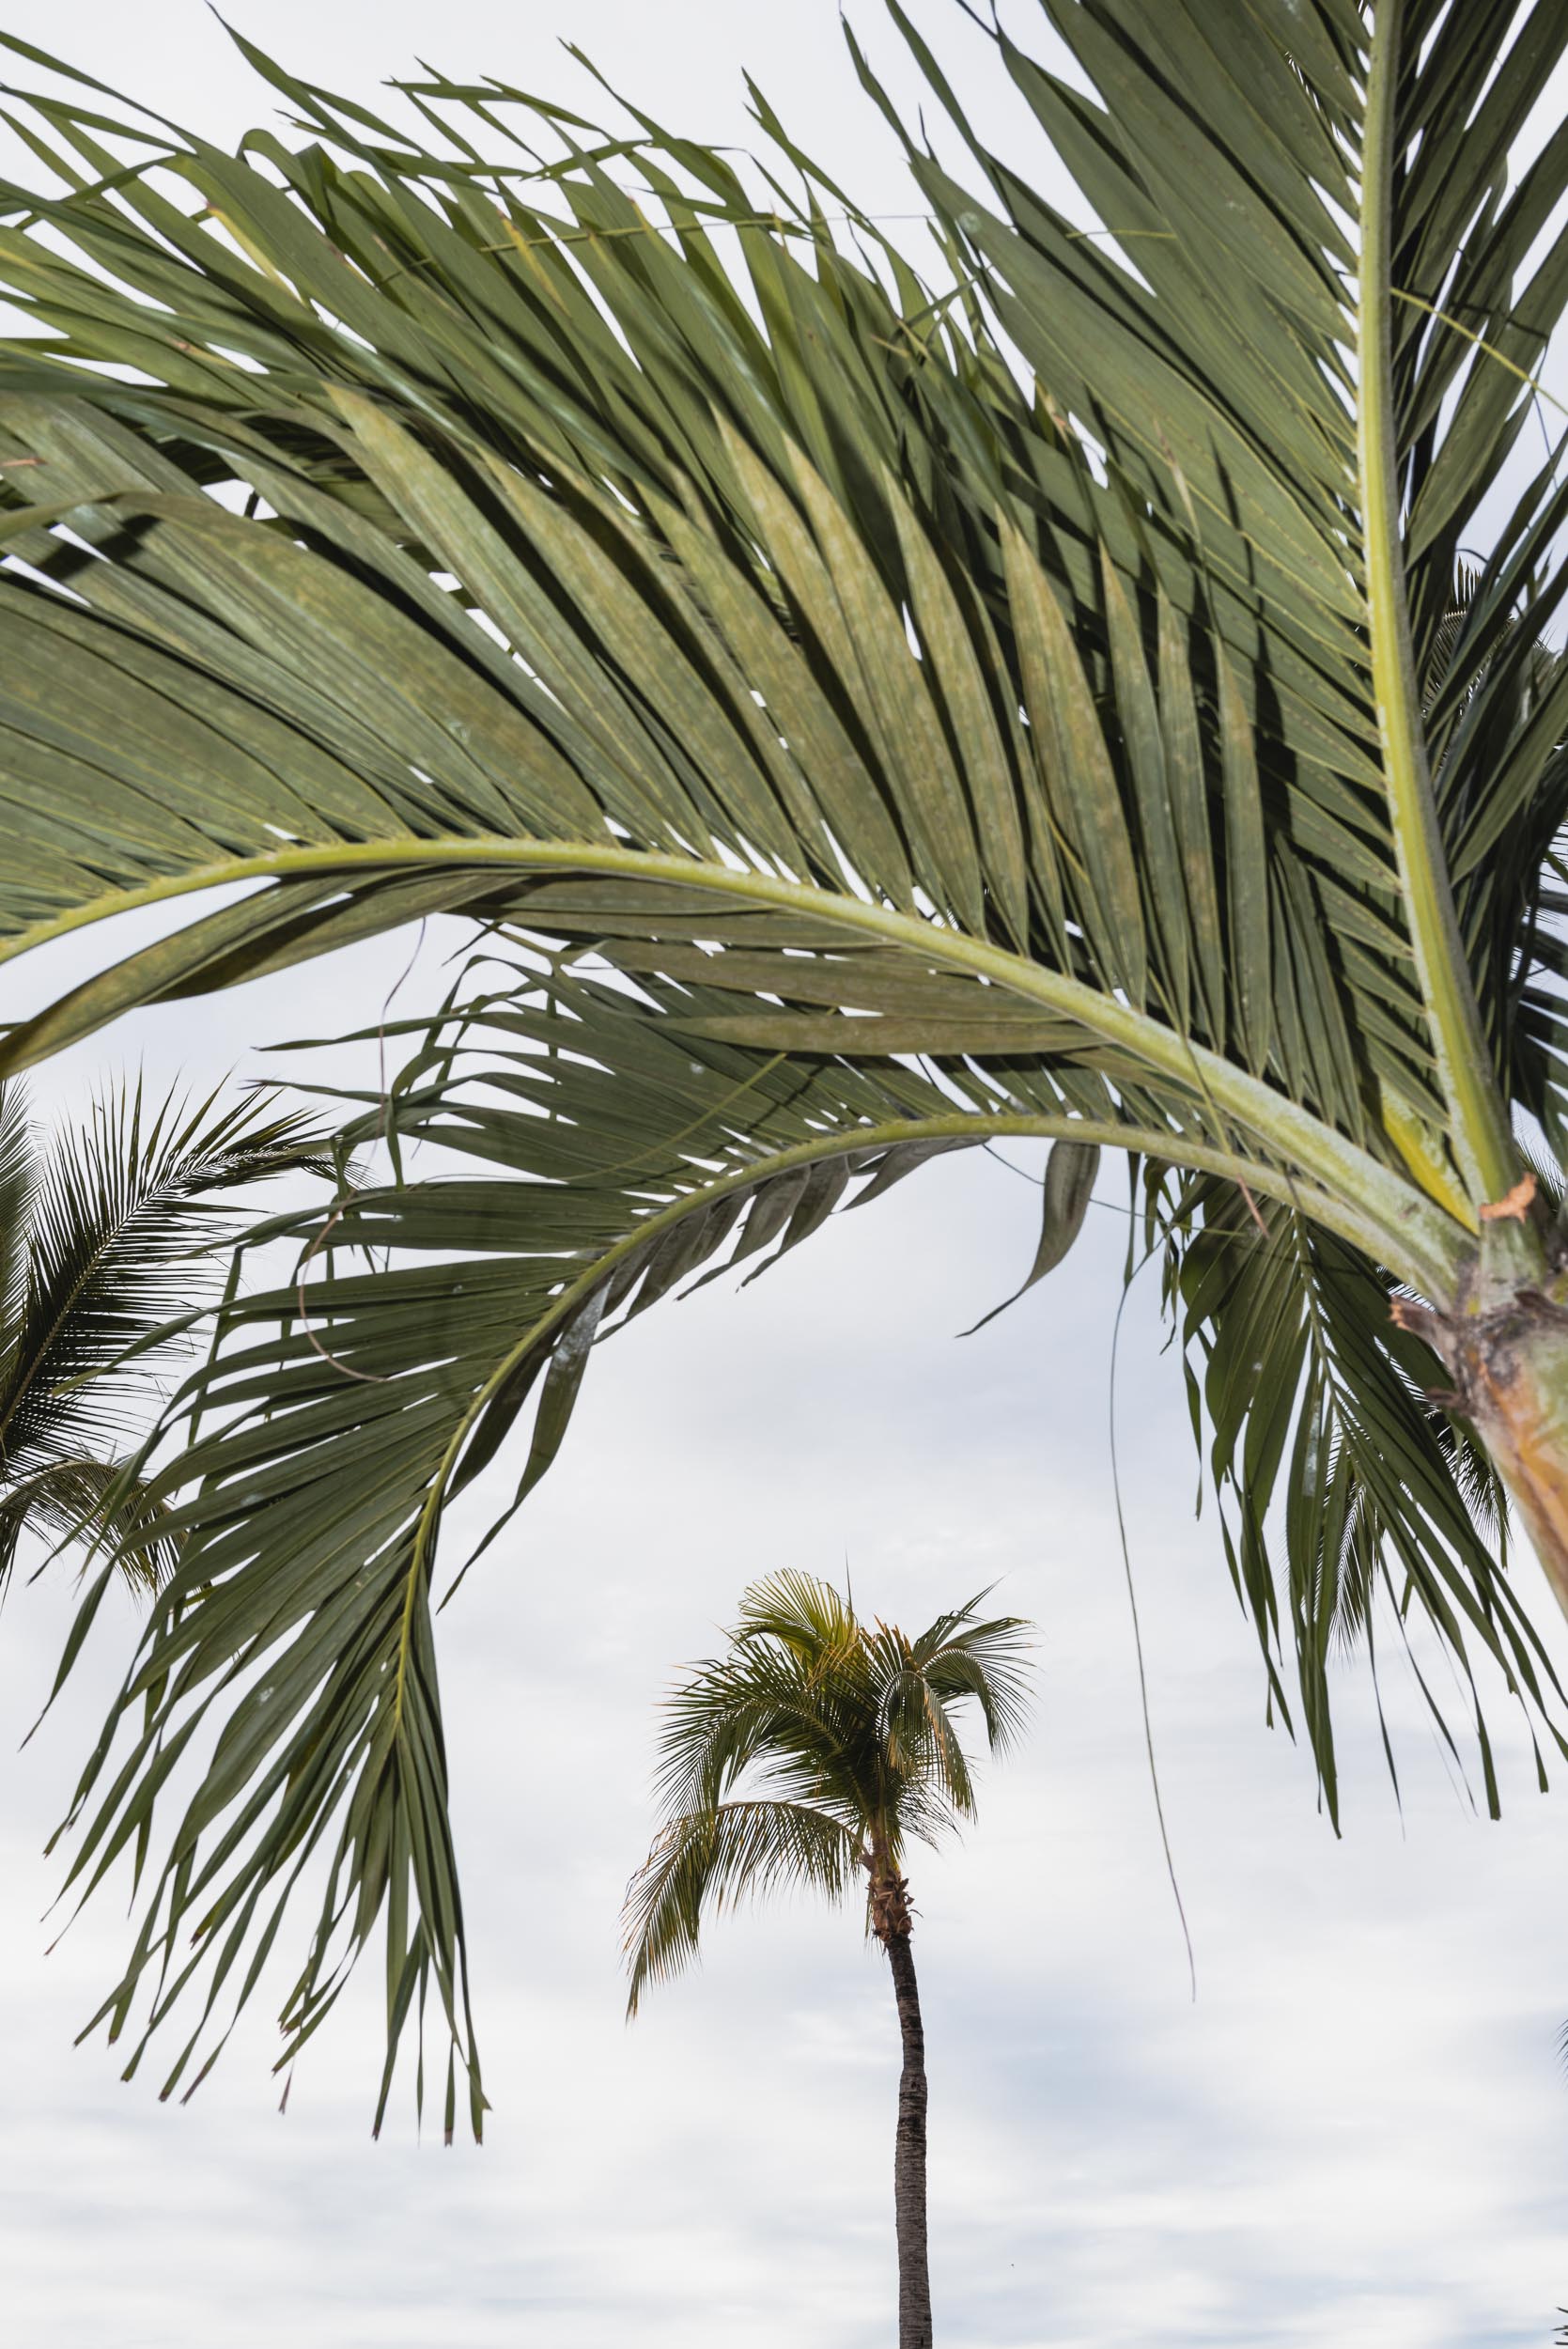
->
(1479, 1172, 1537, 1223)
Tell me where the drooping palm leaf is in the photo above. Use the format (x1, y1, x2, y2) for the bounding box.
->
(1145, 1168, 1553, 1817)
(0, 2, 1565, 2128)
(622, 1801, 864, 2016)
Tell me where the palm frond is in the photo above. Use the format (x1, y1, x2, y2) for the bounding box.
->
(1146, 1167, 1565, 1820)
(47, 974, 1013, 2133)
(733, 1569, 861, 1666)
(651, 1656, 864, 1822)
(622, 1798, 861, 2017)
(915, 1610, 1035, 1755)
(1, 1080, 333, 1465)
(874, 1658, 979, 1819)
(0, 1076, 333, 1588)
(0, 1456, 176, 1591)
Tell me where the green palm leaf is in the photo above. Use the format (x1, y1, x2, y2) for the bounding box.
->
(2, 1, 1567, 2131)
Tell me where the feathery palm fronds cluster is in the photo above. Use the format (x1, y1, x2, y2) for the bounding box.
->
(0, 1078, 333, 1590)
(623, 1570, 1032, 2014)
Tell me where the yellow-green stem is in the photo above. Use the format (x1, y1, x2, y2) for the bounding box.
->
(0, 836, 1467, 1294)
(1358, 0, 1517, 1207)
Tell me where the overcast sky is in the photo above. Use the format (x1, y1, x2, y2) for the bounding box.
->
(3, 5, 1568, 2346)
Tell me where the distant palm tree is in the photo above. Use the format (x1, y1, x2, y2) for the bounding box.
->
(623, 1572, 1032, 2349)
(0, 1078, 329, 1594)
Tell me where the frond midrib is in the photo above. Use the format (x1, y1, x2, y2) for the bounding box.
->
(0, 834, 1466, 1298)
(1356, 0, 1516, 1206)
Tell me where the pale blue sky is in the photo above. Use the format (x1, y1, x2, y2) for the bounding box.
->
(2, 7, 1568, 2347)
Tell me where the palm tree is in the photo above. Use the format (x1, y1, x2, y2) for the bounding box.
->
(0, 0, 1564, 2130)
(623, 1572, 1031, 2349)
(0, 1077, 331, 1592)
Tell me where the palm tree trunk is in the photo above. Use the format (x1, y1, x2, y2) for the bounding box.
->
(1399, 1199, 1568, 1623)
(885, 1923, 932, 2348)
(1458, 1314, 1568, 1620)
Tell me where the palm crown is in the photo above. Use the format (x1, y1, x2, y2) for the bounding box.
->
(623, 1571, 1032, 2015)
(0, 0, 1565, 2135)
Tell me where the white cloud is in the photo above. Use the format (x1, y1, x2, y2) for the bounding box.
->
(6, 1152, 1568, 2346)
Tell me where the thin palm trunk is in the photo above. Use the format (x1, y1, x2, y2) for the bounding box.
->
(886, 1926, 931, 2349)
(870, 1847, 931, 2349)
(1444, 1315, 1568, 1625)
